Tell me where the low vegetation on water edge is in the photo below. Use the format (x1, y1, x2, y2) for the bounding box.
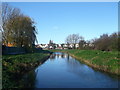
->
(50, 49, 120, 75)
(2, 50, 52, 88)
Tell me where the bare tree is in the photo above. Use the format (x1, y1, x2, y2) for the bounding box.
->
(79, 39, 86, 49)
(1, 3, 38, 52)
(65, 34, 83, 49)
(92, 33, 119, 51)
(1, 3, 21, 45)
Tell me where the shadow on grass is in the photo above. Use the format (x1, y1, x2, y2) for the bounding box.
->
(2, 49, 52, 88)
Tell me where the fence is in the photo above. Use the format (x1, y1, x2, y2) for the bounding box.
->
(2, 46, 26, 55)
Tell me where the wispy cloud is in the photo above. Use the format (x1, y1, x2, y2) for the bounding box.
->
(53, 26, 59, 30)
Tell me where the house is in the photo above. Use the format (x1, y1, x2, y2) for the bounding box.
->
(36, 43, 87, 50)
(36, 44, 48, 50)
(75, 44, 79, 48)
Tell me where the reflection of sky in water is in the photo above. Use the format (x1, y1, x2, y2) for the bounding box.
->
(34, 52, 119, 88)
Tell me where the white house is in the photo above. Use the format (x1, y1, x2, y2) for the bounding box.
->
(75, 44, 79, 48)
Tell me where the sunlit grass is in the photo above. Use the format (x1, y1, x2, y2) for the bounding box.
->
(50, 49, 120, 75)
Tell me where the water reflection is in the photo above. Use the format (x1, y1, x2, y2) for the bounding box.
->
(49, 54, 56, 60)
(49, 52, 68, 60)
(34, 52, 119, 88)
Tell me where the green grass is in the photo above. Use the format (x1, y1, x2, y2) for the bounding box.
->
(50, 49, 120, 75)
(2, 51, 51, 88)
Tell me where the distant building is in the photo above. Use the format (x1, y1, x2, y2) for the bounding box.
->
(36, 40, 95, 50)
(48, 40, 55, 49)
(36, 44, 48, 50)
(75, 44, 79, 48)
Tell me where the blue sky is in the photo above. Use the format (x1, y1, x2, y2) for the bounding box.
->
(8, 2, 118, 44)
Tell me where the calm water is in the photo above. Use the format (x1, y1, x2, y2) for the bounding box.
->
(34, 52, 119, 88)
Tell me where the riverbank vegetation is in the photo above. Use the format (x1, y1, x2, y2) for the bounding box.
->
(50, 49, 120, 76)
(65, 32, 119, 51)
(2, 50, 52, 88)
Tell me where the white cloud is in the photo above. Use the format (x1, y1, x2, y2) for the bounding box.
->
(53, 26, 59, 30)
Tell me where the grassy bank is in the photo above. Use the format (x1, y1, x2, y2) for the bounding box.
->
(50, 49, 120, 76)
(2, 50, 52, 88)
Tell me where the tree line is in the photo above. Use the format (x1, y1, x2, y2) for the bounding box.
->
(1, 3, 38, 52)
(1, 3, 119, 52)
(65, 32, 119, 51)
